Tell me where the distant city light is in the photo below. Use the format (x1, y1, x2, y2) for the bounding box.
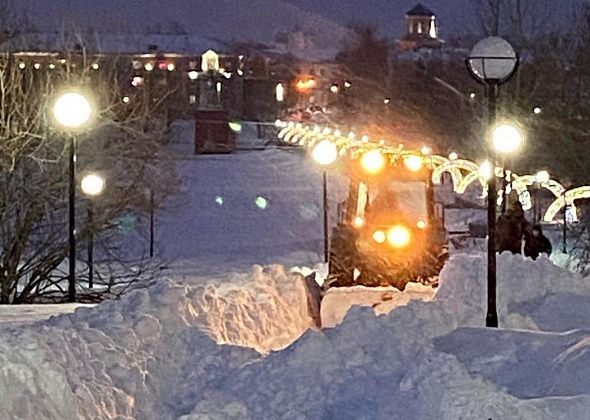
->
(18, 62, 25, 69)
(229, 121, 242, 133)
(215, 196, 224, 206)
(167, 63, 175, 72)
(449, 152, 458, 160)
(470, 92, 476, 99)
(91, 63, 99, 70)
(34, 63, 41, 70)
(384, 98, 391, 104)
(275, 83, 285, 102)
(296, 78, 316, 92)
(255, 196, 269, 209)
(330, 84, 339, 94)
(344, 81, 351, 88)
(122, 96, 130, 103)
(131, 76, 144, 87)
(533, 106, 542, 114)
(144, 62, 154, 71)
(188, 70, 199, 80)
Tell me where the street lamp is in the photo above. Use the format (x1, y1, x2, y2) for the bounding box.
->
(311, 139, 338, 263)
(492, 122, 523, 213)
(492, 123, 523, 154)
(81, 173, 105, 289)
(467, 36, 518, 328)
(53, 91, 93, 302)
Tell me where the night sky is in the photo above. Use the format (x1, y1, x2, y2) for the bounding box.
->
(287, 0, 579, 38)
(11, 0, 581, 42)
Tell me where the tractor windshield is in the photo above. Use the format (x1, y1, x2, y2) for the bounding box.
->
(366, 180, 428, 221)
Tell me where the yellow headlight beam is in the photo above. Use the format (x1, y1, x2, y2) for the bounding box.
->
(387, 225, 412, 248)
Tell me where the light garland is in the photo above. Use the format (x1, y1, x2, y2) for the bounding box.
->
(275, 120, 583, 222)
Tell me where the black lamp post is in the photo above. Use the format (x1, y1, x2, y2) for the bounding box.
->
(311, 139, 339, 263)
(467, 37, 519, 328)
(53, 92, 94, 302)
(81, 173, 105, 289)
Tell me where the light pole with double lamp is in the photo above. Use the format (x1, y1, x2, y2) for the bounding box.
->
(52, 92, 93, 302)
(467, 37, 519, 328)
(81, 173, 105, 289)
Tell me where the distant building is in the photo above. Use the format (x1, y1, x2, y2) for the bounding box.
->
(397, 3, 442, 51)
(0, 32, 274, 122)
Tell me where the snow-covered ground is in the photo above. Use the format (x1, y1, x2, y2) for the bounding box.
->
(2, 124, 590, 419)
(2, 252, 590, 419)
(0, 304, 93, 326)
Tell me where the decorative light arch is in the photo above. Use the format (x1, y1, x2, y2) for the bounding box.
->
(275, 120, 584, 222)
(543, 186, 590, 222)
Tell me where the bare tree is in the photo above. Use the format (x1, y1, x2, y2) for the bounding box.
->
(0, 44, 179, 303)
(471, 0, 557, 45)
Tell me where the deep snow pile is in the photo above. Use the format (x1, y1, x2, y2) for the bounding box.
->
(0, 266, 315, 419)
(189, 265, 316, 353)
(320, 282, 436, 328)
(179, 254, 590, 419)
(2, 253, 590, 419)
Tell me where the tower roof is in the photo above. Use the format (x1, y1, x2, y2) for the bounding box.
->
(406, 3, 435, 17)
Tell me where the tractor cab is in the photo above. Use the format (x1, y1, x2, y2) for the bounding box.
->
(328, 151, 448, 290)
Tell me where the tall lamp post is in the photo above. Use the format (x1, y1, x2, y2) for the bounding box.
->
(311, 139, 338, 263)
(53, 92, 93, 302)
(467, 37, 518, 328)
(81, 173, 105, 289)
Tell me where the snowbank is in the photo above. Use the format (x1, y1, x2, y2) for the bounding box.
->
(320, 282, 436, 328)
(0, 265, 314, 419)
(2, 253, 590, 419)
(180, 253, 590, 419)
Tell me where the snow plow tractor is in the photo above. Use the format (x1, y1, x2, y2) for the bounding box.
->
(327, 151, 448, 290)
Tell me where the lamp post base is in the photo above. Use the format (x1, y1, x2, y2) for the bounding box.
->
(486, 312, 498, 328)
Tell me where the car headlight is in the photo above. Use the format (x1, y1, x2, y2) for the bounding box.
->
(387, 225, 412, 248)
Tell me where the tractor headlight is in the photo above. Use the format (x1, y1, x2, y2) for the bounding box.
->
(360, 150, 386, 174)
(387, 225, 412, 248)
(372, 230, 386, 244)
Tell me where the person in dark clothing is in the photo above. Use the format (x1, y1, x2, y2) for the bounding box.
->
(496, 193, 529, 254)
(524, 225, 552, 260)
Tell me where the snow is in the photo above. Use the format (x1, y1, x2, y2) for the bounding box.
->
(154, 122, 349, 276)
(2, 123, 590, 418)
(0, 304, 93, 326)
(2, 251, 590, 419)
(1, 32, 227, 55)
(7, 0, 354, 60)
(320, 282, 436, 328)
